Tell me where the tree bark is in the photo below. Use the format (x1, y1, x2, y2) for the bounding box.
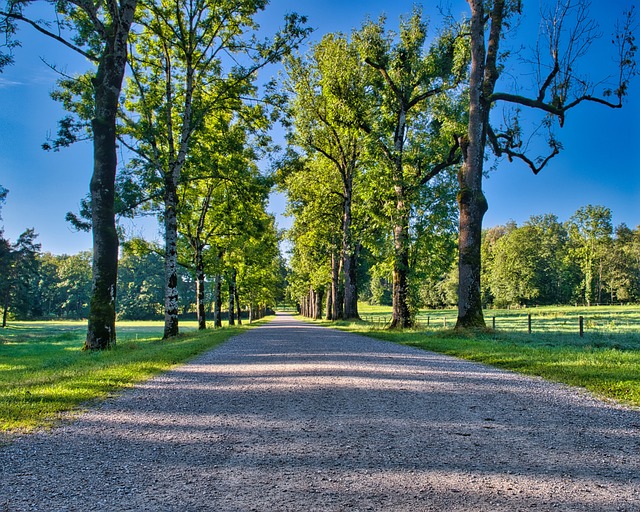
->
(331, 250, 340, 321)
(390, 106, 412, 329)
(163, 173, 180, 338)
(342, 175, 359, 320)
(235, 279, 242, 325)
(195, 246, 206, 330)
(455, 0, 498, 329)
(325, 283, 333, 320)
(228, 269, 236, 326)
(85, 1, 138, 350)
(213, 273, 222, 328)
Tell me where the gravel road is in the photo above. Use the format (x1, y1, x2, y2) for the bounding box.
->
(1, 313, 639, 511)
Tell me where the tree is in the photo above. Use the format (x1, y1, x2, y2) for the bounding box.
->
(121, 0, 309, 338)
(456, 0, 637, 328)
(1, 1, 139, 349)
(353, 9, 467, 327)
(284, 32, 368, 320)
(1, 228, 41, 326)
(568, 205, 613, 305)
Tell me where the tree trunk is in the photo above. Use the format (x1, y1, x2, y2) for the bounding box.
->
(390, 216, 412, 328)
(163, 173, 180, 338)
(213, 273, 222, 328)
(325, 283, 333, 320)
(228, 269, 236, 325)
(342, 176, 359, 320)
(85, 2, 138, 349)
(235, 278, 242, 326)
(331, 250, 340, 321)
(390, 161, 412, 328)
(2, 289, 9, 328)
(314, 288, 323, 320)
(195, 246, 206, 330)
(455, 0, 492, 329)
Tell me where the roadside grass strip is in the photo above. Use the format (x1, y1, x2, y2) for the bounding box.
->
(320, 305, 640, 408)
(0, 320, 265, 433)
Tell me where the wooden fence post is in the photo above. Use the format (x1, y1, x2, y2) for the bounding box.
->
(528, 313, 532, 334)
(579, 316, 584, 337)
(492, 316, 496, 330)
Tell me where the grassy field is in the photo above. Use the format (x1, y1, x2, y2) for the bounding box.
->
(326, 304, 640, 408)
(0, 319, 261, 434)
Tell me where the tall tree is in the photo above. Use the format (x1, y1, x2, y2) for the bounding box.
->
(354, 9, 467, 327)
(284, 33, 368, 320)
(1, 1, 139, 349)
(457, 0, 637, 328)
(567, 205, 613, 306)
(121, 0, 309, 338)
(1, 228, 40, 326)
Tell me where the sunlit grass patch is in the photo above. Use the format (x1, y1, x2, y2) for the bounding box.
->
(321, 304, 640, 408)
(0, 318, 270, 433)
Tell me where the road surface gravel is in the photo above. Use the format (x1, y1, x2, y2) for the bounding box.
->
(1, 313, 639, 511)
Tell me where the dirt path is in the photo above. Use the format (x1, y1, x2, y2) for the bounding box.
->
(1, 313, 638, 511)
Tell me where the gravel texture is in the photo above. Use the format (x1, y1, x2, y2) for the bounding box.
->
(1, 312, 639, 511)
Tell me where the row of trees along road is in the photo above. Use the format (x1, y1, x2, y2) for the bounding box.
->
(3, 198, 638, 322)
(0, 222, 285, 324)
(0, 0, 310, 348)
(284, 2, 637, 328)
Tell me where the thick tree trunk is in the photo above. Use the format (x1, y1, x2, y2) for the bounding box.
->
(314, 288, 324, 320)
(342, 177, 359, 320)
(195, 247, 206, 330)
(213, 273, 222, 328)
(456, 0, 493, 329)
(163, 175, 180, 338)
(390, 218, 412, 328)
(84, 1, 138, 349)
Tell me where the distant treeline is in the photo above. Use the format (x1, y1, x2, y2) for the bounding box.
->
(0, 247, 279, 323)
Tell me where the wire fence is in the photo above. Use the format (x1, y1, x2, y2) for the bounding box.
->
(360, 306, 640, 337)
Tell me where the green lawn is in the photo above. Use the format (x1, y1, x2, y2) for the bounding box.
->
(326, 304, 640, 408)
(0, 319, 263, 434)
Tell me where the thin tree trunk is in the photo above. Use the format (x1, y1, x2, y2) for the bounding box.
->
(2, 289, 9, 328)
(228, 269, 236, 326)
(85, 2, 137, 349)
(213, 273, 222, 328)
(331, 250, 340, 321)
(195, 246, 206, 330)
(235, 279, 242, 326)
(325, 283, 332, 320)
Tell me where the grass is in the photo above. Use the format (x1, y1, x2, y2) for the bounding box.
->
(320, 304, 640, 408)
(0, 319, 266, 434)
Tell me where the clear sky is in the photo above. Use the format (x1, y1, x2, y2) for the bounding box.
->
(0, 0, 638, 255)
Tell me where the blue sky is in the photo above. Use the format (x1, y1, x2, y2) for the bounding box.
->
(0, 0, 638, 255)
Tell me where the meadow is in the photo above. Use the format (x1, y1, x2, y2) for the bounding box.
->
(327, 304, 640, 408)
(0, 320, 257, 434)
